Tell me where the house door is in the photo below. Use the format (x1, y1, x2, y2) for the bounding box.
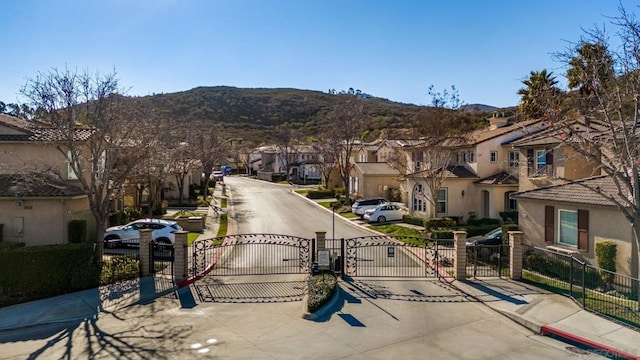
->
(482, 190, 490, 218)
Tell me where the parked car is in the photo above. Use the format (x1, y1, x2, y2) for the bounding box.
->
(351, 198, 387, 217)
(211, 171, 224, 181)
(465, 227, 502, 247)
(363, 203, 408, 223)
(103, 219, 183, 248)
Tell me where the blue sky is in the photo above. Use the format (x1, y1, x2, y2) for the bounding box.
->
(1, 1, 637, 108)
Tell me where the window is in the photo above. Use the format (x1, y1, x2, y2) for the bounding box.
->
(437, 188, 447, 214)
(469, 151, 475, 162)
(462, 152, 467, 163)
(558, 210, 578, 246)
(509, 151, 519, 168)
(505, 191, 517, 211)
(413, 184, 426, 212)
(535, 150, 546, 174)
(67, 150, 80, 180)
(490, 151, 498, 163)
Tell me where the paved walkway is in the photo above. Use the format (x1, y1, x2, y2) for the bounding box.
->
(1, 181, 640, 358)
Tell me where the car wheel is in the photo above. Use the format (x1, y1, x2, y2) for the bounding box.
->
(104, 236, 120, 248)
(377, 216, 386, 223)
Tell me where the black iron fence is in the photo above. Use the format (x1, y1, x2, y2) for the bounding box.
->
(467, 244, 511, 278)
(523, 245, 640, 329)
(99, 242, 141, 285)
(150, 243, 174, 276)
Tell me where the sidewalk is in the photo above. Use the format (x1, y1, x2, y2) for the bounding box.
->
(453, 278, 640, 359)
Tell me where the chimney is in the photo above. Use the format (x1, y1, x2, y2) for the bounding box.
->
(489, 113, 508, 130)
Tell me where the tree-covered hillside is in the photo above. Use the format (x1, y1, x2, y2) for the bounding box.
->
(134, 86, 436, 144)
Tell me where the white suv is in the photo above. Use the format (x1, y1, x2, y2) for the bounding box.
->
(351, 198, 387, 217)
(103, 219, 182, 248)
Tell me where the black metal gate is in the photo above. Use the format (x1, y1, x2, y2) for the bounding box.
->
(466, 244, 510, 278)
(149, 243, 174, 276)
(191, 234, 311, 277)
(341, 236, 455, 279)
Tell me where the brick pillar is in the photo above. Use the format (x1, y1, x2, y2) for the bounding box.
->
(509, 231, 523, 280)
(315, 231, 326, 251)
(173, 230, 188, 283)
(453, 231, 467, 281)
(139, 229, 152, 276)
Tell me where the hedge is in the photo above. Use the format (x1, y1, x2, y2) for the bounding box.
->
(307, 272, 337, 313)
(0, 244, 101, 307)
(424, 217, 455, 230)
(466, 217, 501, 227)
(68, 219, 87, 243)
(402, 214, 424, 227)
(307, 189, 335, 199)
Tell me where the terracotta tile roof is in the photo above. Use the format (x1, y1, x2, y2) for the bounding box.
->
(475, 171, 519, 185)
(0, 173, 86, 198)
(0, 114, 94, 142)
(406, 165, 478, 179)
(450, 118, 547, 146)
(353, 162, 400, 176)
(511, 175, 625, 207)
(509, 118, 608, 147)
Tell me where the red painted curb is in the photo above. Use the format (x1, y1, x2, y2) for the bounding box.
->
(541, 325, 640, 360)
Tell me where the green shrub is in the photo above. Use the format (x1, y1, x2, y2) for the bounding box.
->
(307, 272, 337, 313)
(0, 244, 101, 307)
(431, 229, 454, 239)
(595, 241, 617, 285)
(0, 241, 25, 250)
(100, 255, 140, 285)
(403, 214, 424, 226)
(307, 189, 335, 199)
(333, 187, 345, 195)
(499, 211, 519, 224)
(68, 219, 87, 243)
(466, 217, 501, 226)
(424, 217, 455, 230)
(452, 225, 498, 237)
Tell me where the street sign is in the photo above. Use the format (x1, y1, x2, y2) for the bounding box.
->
(388, 247, 395, 257)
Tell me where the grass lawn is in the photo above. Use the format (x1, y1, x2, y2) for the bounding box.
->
(295, 189, 311, 195)
(368, 224, 424, 239)
(187, 232, 200, 246)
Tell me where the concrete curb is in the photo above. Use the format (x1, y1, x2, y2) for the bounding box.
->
(541, 325, 640, 360)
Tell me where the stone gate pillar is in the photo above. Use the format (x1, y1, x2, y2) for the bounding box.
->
(453, 231, 467, 281)
(139, 229, 152, 277)
(509, 231, 523, 280)
(173, 230, 188, 283)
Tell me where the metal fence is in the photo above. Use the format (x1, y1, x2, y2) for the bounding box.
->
(150, 243, 174, 277)
(466, 244, 511, 278)
(99, 242, 141, 285)
(523, 245, 640, 329)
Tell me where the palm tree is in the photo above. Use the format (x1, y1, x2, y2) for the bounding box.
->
(517, 69, 561, 119)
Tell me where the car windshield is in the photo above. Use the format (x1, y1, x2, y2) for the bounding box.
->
(485, 228, 501, 238)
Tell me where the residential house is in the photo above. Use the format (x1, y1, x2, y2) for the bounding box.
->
(0, 114, 94, 246)
(349, 162, 401, 200)
(400, 115, 548, 221)
(508, 118, 637, 275)
(512, 176, 636, 276)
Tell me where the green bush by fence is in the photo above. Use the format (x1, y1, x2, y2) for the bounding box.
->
(68, 219, 87, 243)
(402, 214, 424, 227)
(424, 217, 455, 230)
(431, 229, 454, 239)
(595, 241, 617, 285)
(307, 189, 335, 199)
(466, 217, 501, 227)
(0, 244, 101, 307)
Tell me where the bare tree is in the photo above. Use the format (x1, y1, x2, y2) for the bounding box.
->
(322, 94, 369, 204)
(549, 6, 640, 276)
(410, 85, 470, 215)
(187, 118, 228, 197)
(20, 68, 154, 242)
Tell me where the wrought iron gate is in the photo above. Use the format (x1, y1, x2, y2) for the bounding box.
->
(341, 236, 455, 279)
(150, 242, 174, 276)
(191, 234, 311, 277)
(466, 244, 511, 278)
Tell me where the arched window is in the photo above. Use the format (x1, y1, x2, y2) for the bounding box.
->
(413, 184, 426, 212)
